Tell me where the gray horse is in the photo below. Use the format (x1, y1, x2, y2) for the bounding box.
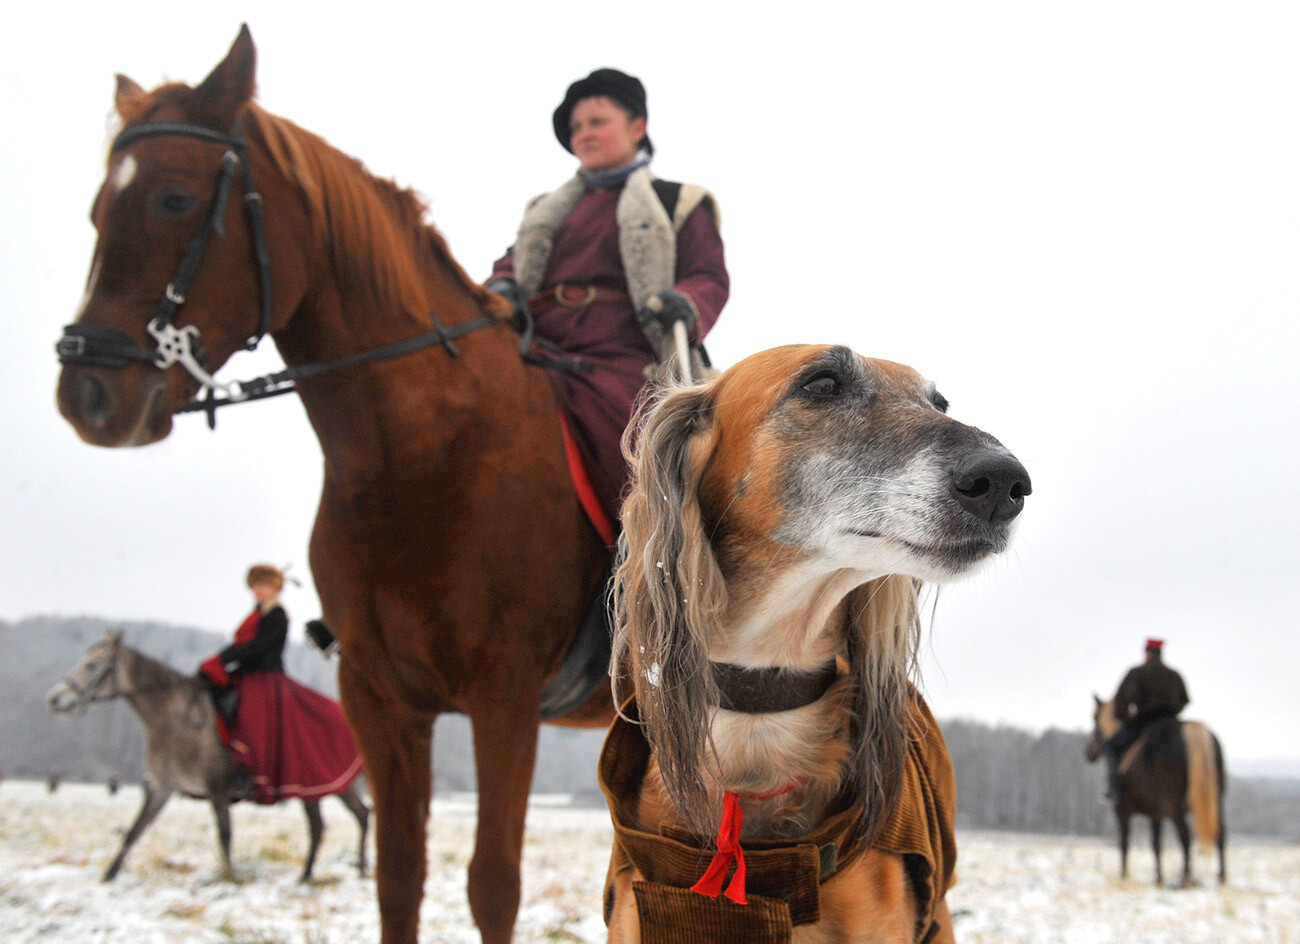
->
(46, 631, 369, 882)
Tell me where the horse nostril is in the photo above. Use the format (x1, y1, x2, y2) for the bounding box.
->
(79, 374, 112, 428)
(951, 452, 1032, 524)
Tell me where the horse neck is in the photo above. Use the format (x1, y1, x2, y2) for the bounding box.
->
(245, 111, 542, 470)
(117, 646, 191, 719)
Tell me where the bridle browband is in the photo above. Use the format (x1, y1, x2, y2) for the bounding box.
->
(55, 117, 534, 430)
(711, 659, 841, 714)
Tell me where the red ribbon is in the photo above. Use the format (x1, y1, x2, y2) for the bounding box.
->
(689, 780, 806, 906)
(691, 790, 748, 905)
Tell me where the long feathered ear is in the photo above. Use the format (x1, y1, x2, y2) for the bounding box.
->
(612, 381, 726, 835)
(842, 574, 921, 846)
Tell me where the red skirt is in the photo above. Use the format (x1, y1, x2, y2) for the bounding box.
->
(223, 672, 363, 804)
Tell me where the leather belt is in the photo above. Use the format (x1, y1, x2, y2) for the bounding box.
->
(530, 283, 630, 311)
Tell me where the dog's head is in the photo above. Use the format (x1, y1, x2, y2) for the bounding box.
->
(613, 344, 1030, 836)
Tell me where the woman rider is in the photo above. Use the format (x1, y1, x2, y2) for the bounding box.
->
(199, 564, 362, 803)
(487, 68, 729, 528)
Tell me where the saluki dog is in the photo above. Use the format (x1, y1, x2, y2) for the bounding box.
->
(604, 344, 1030, 943)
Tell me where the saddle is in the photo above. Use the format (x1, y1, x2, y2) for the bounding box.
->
(538, 561, 613, 721)
(199, 675, 240, 724)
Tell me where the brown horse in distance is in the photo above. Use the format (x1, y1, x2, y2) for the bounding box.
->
(1086, 697, 1227, 886)
(55, 27, 611, 943)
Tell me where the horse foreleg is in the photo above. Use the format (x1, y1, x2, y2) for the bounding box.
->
(104, 782, 172, 881)
(210, 794, 237, 881)
(300, 799, 325, 882)
(338, 782, 371, 876)
(468, 698, 542, 944)
(1217, 801, 1228, 885)
(1150, 815, 1163, 886)
(1172, 811, 1194, 887)
(1116, 810, 1130, 881)
(340, 660, 432, 944)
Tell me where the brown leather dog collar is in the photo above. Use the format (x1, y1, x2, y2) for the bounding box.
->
(711, 659, 840, 714)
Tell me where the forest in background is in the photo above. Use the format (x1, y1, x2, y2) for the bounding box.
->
(4, 615, 1298, 841)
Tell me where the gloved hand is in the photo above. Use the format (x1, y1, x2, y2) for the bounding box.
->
(199, 656, 230, 687)
(637, 289, 697, 334)
(487, 278, 527, 317)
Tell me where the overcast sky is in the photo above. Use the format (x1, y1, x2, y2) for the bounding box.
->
(2, 3, 1297, 770)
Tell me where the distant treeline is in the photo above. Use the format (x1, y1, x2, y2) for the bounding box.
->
(3, 616, 1297, 842)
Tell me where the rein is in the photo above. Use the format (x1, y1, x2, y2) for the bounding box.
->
(55, 118, 535, 430)
(63, 640, 210, 731)
(61, 641, 174, 705)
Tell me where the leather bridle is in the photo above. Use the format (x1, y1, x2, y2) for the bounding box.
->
(57, 120, 274, 402)
(55, 117, 514, 429)
(58, 641, 123, 709)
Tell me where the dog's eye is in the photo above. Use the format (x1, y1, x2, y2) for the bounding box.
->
(802, 372, 842, 398)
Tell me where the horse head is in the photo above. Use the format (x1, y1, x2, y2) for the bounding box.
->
(57, 25, 312, 446)
(46, 630, 125, 713)
(1085, 693, 1119, 762)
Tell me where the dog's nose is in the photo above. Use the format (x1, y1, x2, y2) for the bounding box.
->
(950, 451, 1031, 524)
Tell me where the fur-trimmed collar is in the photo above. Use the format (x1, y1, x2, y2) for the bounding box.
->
(511, 167, 674, 311)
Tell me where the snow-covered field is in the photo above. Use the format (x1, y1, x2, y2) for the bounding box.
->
(1, 779, 1296, 943)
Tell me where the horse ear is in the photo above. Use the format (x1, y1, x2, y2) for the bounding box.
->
(1093, 693, 1103, 707)
(191, 23, 257, 130)
(114, 74, 144, 113)
(108, 629, 123, 643)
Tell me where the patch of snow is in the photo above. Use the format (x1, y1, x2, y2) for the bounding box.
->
(1, 781, 1297, 943)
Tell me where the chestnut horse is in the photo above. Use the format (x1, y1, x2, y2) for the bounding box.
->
(55, 27, 611, 944)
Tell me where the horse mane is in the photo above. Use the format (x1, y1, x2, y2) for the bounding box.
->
(116, 84, 504, 323)
(121, 643, 193, 692)
(240, 104, 502, 321)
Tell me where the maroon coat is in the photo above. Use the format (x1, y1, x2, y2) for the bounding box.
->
(492, 183, 729, 520)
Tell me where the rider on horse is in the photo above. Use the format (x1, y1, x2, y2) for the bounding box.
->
(199, 564, 363, 803)
(1103, 637, 1190, 799)
(486, 67, 730, 530)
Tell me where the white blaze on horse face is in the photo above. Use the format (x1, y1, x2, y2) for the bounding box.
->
(110, 154, 138, 193)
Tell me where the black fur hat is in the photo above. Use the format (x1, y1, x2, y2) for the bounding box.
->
(552, 67, 653, 155)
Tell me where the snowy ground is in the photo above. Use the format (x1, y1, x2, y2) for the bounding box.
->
(1, 780, 1296, 943)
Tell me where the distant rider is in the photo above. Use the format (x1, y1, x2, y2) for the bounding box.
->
(1103, 638, 1189, 799)
(199, 564, 362, 803)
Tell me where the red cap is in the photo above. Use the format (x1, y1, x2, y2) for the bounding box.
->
(1145, 638, 1164, 652)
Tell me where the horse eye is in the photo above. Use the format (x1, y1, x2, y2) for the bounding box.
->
(85, 661, 97, 671)
(802, 372, 842, 398)
(154, 191, 198, 217)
